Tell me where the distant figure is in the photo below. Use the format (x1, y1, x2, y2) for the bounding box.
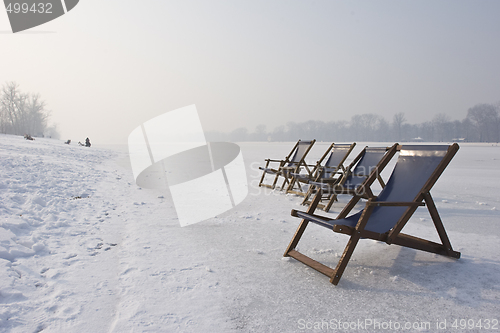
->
(65, 139, 71, 144)
(24, 134, 34, 141)
(77, 138, 91, 147)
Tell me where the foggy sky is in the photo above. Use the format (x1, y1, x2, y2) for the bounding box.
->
(1, 0, 500, 144)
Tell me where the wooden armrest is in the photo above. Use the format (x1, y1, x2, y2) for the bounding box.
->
(291, 209, 335, 229)
(368, 201, 425, 207)
(312, 178, 341, 184)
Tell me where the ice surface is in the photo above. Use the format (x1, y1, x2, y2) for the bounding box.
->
(0, 135, 499, 332)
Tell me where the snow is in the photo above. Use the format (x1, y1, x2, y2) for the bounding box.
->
(1, 135, 499, 332)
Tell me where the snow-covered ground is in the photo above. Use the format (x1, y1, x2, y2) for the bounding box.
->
(1, 135, 499, 332)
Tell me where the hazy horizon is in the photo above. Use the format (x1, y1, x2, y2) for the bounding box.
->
(1, 0, 500, 144)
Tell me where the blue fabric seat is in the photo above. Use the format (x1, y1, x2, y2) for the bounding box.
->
(303, 144, 399, 212)
(286, 143, 355, 196)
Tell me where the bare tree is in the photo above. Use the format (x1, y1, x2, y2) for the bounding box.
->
(0, 82, 21, 134)
(271, 125, 285, 141)
(0, 82, 52, 137)
(254, 124, 267, 141)
(350, 114, 383, 141)
(432, 113, 452, 142)
(229, 127, 248, 142)
(209, 102, 499, 142)
(26, 94, 49, 136)
(377, 117, 391, 142)
(467, 104, 499, 142)
(392, 112, 406, 141)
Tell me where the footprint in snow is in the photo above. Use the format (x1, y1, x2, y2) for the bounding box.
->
(121, 267, 138, 276)
(89, 242, 117, 255)
(248, 249, 265, 255)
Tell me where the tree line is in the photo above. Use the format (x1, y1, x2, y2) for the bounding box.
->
(207, 103, 500, 143)
(0, 82, 59, 139)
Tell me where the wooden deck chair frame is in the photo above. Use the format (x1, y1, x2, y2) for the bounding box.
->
(302, 144, 399, 212)
(286, 143, 356, 197)
(284, 144, 460, 285)
(258, 139, 316, 190)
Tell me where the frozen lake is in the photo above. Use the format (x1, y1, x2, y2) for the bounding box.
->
(1, 135, 499, 332)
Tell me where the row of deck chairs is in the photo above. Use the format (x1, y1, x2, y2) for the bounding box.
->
(259, 140, 460, 285)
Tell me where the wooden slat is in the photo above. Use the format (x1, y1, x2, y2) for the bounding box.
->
(391, 233, 460, 258)
(287, 250, 334, 277)
(287, 190, 306, 197)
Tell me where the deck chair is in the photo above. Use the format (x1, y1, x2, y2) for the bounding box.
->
(302, 144, 399, 212)
(284, 144, 460, 285)
(259, 140, 316, 190)
(286, 143, 356, 197)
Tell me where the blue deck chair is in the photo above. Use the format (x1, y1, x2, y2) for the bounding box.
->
(286, 143, 356, 197)
(284, 144, 460, 285)
(258, 140, 316, 190)
(302, 144, 399, 212)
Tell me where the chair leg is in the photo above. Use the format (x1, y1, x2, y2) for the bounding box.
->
(271, 173, 280, 189)
(284, 189, 322, 255)
(296, 181, 303, 193)
(286, 177, 296, 193)
(330, 204, 374, 284)
(301, 185, 315, 205)
(323, 193, 337, 212)
(280, 176, 289, 191)
(423, 192, 457, 257)
(258, 171, 266, 187)
(330, 231, 362, 285)
(258, 160, 270, 187)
